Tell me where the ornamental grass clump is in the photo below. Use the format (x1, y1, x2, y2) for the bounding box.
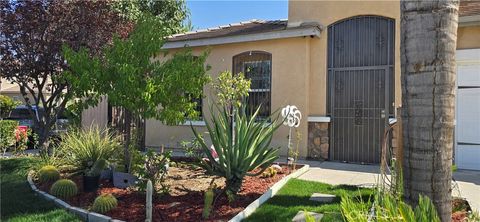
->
(92, 193, 118, 213)
(58, 126, 120, 174)
(50, 179, 78, 199)
(192, 105, 283, 195)
(38, 165, 60, 183)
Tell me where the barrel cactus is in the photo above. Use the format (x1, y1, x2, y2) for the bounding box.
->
(92, 193, 118, 213)
(50, 179, 78, 199)
(38, 165, 60, 183)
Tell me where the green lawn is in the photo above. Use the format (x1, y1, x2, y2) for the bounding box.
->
(244, 179, 373, 222)
(1, 157, 80, 222)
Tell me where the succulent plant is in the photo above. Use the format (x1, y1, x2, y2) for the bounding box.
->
(86, 159, 107, 177)
(38, 165, 60, 183)
(202, 179, 215, 219)
(146, 180, 153, 222)
(262, 166, 277, 178)
(92, 193, 118, 213)
(50, 179, 78, 199)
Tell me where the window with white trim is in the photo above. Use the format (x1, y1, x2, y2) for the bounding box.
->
(233, 51, 272, 119)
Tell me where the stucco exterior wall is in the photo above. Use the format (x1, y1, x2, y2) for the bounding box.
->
(457, 26, 480, 49)
(289, 0, 402, 115)
(146, 37, 312, 157)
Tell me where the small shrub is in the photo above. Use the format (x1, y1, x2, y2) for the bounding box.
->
(50, 179, 78, 199)
(38, 165, 60, 183)
(135, 150, 171, 194)
(92, 194, 118, 213)
(0, 120, 18, 154)
(180, 137, 203, 160)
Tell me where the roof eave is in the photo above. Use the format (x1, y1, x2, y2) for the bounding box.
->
(162, 26, 321, 49)
(459, 15, 480, 27)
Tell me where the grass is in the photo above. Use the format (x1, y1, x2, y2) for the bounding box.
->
(1, 157, 80, 222)
(244, 179, 373, 222)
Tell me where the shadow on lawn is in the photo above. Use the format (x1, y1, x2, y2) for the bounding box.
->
(1, 158, 80, 222)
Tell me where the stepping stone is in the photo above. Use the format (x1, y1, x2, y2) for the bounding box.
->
(292, 211, 323, 222)
(309, 193, 336, 203)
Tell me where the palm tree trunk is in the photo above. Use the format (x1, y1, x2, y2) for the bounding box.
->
(401, 1, 458, 221)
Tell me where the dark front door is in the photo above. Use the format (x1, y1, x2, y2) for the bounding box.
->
(327, 16, 395, 163)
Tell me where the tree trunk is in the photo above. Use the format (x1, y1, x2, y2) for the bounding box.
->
(400, 1, 458, 221)
(124, 109, 132, 173)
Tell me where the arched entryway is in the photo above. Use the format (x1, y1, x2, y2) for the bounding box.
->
(327, 16, 395, 163)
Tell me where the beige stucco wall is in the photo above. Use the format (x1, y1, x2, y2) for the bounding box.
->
(289, 0, 402, 115)
(457, 25, 480, 49)
(146, 37, 312, 157)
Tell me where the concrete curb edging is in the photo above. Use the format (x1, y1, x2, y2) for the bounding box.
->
(229, 164, 310, 222)
(27, 171, 125, 222)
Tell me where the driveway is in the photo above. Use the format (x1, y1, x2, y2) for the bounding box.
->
(297, 161, 480, 212)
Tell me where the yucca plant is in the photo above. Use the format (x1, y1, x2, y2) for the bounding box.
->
(58, 126, 120, 174)
(192, 105, 283, 195)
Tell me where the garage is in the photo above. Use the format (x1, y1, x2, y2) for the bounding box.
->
(455, 48, 480, 171)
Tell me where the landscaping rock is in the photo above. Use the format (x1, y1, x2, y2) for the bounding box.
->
(309, 193, 336, 203)
(54, 199, 70, 208)
(292, 211, 323, 222)
(271, 164, 283, 173)
(43, 193, 57, 202)
(88, 212, 111, 222)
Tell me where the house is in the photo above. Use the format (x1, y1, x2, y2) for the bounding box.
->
(81, 1, 480, 170)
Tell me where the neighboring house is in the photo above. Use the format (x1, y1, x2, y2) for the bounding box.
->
(82, 0, 480, 170)
(0, 78, 52, 104)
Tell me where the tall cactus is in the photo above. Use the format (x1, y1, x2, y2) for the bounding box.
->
(202, 179, 215, 219)
(145, 180, 153, 222)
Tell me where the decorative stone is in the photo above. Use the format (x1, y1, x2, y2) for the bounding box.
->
(313, 138, 321, 146)
(309, 193, 336, 203)
(54, 199, 70, 208)
(292, 211, 323, 222)
(271, 164, 283, 173)
(320, 137, 329, 144)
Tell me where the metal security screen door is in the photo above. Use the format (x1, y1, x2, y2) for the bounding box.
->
(327, 16, 395, 163)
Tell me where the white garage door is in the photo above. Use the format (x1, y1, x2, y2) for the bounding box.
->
(455, 49, 480, 171)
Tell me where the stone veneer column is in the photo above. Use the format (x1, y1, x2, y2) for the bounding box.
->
(307, 122, 329, 160)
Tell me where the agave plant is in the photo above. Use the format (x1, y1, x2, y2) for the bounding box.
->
(192, 105, 283, 195)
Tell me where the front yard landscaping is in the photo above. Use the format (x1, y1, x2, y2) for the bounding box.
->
(245, 179, 373, 222)
(0, 158, 80, 222)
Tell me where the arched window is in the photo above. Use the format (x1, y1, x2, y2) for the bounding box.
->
(233, 51, 272, 119)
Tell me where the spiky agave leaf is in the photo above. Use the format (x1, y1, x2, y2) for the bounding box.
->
(191, 104, 283, 194)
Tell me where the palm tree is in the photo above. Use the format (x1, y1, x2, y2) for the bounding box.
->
(400, 1, 459, 221)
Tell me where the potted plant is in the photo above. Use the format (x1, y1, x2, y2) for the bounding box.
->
(83, 159, 107, 192)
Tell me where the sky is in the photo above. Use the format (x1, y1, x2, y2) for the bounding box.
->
(186, 0, 288, 30)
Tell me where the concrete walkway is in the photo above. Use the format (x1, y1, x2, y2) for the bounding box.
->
(297, 161, 480, 212)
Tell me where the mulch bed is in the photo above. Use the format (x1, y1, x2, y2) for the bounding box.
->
(35, 163, 301, 222)
(451, 197, 471, 222)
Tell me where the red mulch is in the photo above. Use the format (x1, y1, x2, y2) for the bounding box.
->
(451, 198, 471, 222)
(35, 165, 299, 222)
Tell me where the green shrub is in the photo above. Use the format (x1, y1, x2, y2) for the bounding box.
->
(91, 194, 118, 213)
(58, 126, 120, 174)
(0, 120, 18, 154)
(192, 105, 283, 195)
(38, 165, 60, 183)
(0, 95, 19, 118)
(50, 179, 78, 199)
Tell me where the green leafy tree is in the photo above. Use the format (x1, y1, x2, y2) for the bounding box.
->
(63, 14, 210, 172)
(111, 0, 191, 34)
(0, 95, 19, 119)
